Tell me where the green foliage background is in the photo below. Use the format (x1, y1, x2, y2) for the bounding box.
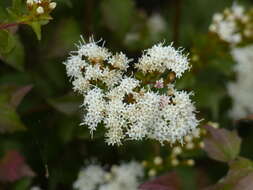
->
(0, 0, 253, 189)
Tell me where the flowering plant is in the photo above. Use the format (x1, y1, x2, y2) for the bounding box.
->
(64, 37, 200, 146)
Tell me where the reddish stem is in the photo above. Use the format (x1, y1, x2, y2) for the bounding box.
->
(0, 22, 24, 30)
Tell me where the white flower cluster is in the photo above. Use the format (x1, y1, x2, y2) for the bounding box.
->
(228, 45, 253, 119)
(73, 161, 144, 190)
(209, 4, 252, 45)
(64, 37, 199, 146)
(136, 43, 190, 78)
(26, 0, 57, 14)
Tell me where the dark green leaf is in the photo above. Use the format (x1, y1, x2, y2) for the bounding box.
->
(0, 30, 15, 54)
(0, 103, 26, 133)
(0, 35, 24, 71)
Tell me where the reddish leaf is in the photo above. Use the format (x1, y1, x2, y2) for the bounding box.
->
(139, 172, 181, 190)
(0, 150, 35, 182)
(10, 85, 33, 108)
(203, 125, 241, 162)
(205, 158, 253, 190)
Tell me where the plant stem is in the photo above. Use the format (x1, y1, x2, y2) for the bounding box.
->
(0, 22, 25, 30)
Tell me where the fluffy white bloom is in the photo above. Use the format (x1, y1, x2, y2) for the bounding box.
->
(101, 68, 123, 89)
(106, 77, 139, 101)
(209, 4, 247, 45)
(76, 37, 111, 62)
(108, 52, 131, 70)
(228, 45, 253, 119)
(136, 43, 190, 78)
(73, 161, 143, 190)
(126, 89, 199, 144)
(73, 165, 105, 190)
(81, 88, 106, 132)
(64, 37, 199, 146)
(72, 76, 90, 94)
(64, 56, 87, 79)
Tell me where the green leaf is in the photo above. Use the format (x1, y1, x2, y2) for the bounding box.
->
(47, 94, 82, 115)
(0, 35, 24, 71)
(0, 85, 32, 133)
(203, 125, 241, 162)
(12, 178, 32, 190)
(0, 103, 26, 133)
(29, 22, 42, 40)
(0, 30, 16, 54)
(12, 0, 22, 13)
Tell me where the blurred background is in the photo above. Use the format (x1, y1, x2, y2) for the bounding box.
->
(1, 0, 253, 189)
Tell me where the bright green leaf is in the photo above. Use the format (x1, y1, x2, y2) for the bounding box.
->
(29, 22, 42, 40)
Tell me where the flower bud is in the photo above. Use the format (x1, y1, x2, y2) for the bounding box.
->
(154, 156, 163, 165)
(49, 2, 57, 9)
(36, 6, 44, 14)
(148, 169, 156, 177)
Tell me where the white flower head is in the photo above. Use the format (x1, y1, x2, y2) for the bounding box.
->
(209, 4, 249, 45)
(74, 161, 144, 190)
(228, 45, 253, 119)
(136, 42, 190, 78)
(64, 36, 199, 146)
(76, 36, 112, 63)
(108, 52, 131, 70)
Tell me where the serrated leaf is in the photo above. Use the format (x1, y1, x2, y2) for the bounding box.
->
(203, 125, 241, 162)
(139, 172, 181, 190)
(0, 29, 16, 54)
(0, 150, 35, 182)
